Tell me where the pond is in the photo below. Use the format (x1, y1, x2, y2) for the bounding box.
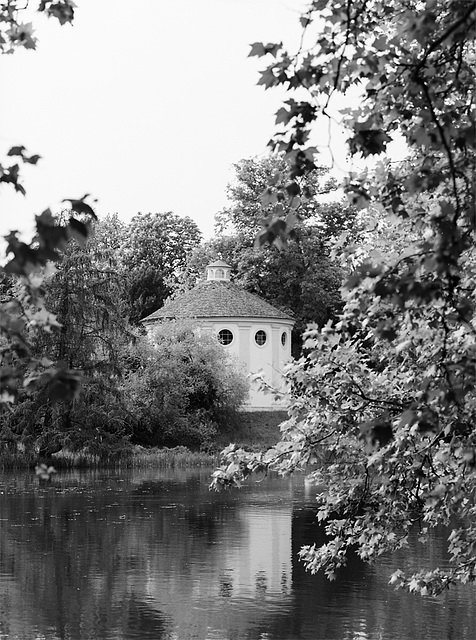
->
(0, 467, 474, 640)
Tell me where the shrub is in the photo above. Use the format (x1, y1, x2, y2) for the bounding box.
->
(122, 320, 249, 449)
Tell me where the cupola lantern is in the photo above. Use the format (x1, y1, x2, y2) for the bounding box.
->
(206, 260, 231, 282)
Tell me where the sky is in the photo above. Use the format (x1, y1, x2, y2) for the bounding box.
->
(0, 0, 402, 246)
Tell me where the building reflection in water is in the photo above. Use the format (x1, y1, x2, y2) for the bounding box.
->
(0, 470, 474, 640)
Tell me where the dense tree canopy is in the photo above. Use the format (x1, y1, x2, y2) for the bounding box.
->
(212, 0, 476, 597)
(215, 155, 341, 239)
(188, 155, 352, 355)
(1, 220, 133, 458)
(120, 212, 202, 325)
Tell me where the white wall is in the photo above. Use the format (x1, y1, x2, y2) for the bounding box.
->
(200, 317, 293, 410)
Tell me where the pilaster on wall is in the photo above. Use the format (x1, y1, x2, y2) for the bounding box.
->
(239, 325, 251, 370)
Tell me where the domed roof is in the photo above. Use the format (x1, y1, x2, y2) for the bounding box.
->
(141, 279, 294, 324)
(206, 259, 230, 268)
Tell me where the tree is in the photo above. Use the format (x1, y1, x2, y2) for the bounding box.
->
(120, 212, 202, 325)
(1, 218, 134, 459)
(212, 0, 476, 596)
(188, 155, 351, 355)
(216, 155, 353, 244)
(215, 155, 341, 240)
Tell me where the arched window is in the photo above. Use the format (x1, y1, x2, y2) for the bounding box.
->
(281, 332, 287, 347)
(255, 330, 267, 346)
(218, 329, 234, 345)
(215, 268, 225, 279)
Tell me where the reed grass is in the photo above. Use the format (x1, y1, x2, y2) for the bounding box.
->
(130, 445, 217, 468)
(0, 445, 216, 470)
(0, 450, 37, 469)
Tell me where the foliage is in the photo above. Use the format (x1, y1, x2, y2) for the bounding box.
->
(38, 220, 129, 368)
(216, 155, 355, 248)
(1, 3, 97, 411)
(120, 212, 202, 325)
(0, 1, 75, 55)
(1, 207, 96, 407)
(1, 221, 134, 459)
(2, 376, 132, 460)
(248, 0, 475, 213)
(186, 155, 351, 355)
(123, 320, 249, 450)
(215, 155, 342, 241)
(92, 212, 128, 254)
(212, 0, 476, 596)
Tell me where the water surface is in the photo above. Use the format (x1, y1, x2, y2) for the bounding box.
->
(0, 468, 474, 639)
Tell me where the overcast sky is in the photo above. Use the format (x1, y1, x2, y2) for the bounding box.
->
(1, 0, 397, 245)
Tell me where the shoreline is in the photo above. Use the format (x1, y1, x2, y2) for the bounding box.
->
(0, 411, 287, 470)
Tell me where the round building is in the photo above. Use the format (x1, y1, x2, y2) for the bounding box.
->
(141, 260, 294, 410)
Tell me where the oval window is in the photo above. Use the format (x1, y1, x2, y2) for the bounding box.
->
(218, 329, 233, 345)
(255, 330, 267, 346)
(281, 332, 287, 347)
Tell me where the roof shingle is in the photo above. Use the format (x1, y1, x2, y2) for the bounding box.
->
(142, 280, 293, 323)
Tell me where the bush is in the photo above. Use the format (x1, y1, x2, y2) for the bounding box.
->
(122, 320, 249, 449)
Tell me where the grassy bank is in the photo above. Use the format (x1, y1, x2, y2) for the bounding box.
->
(215, 410, 287, 451)
(0, 411, 288, 470)
(131, 411, 287, 467)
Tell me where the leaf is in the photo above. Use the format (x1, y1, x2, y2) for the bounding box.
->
(25, 154, 41, 165)
(47, 2, 75, 25)
(62, 194, 97, 219)
(249, 42, 267, 58)
(285, 181, 300, 198)
(395, 340, 411, 354)
(44, 367, 82, 402)
(67, 217, 90, 245)
(348, 130, 392, 157)
(257, 67, 278, 89)
(254, 217, 288, 249)
(249, 42, 282, 58)
(7, 146, 26, 157)
(260, 187, 278, 206)
(5, 146, 40, 166)
(10, 23, 37, 50)
(275, 106, 291, 125)
(346, 189, 370, 209)
(373, 37, 388, 51)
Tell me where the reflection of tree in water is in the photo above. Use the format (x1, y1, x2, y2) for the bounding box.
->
(183, 502, 222, 541)
(132, 476, 246, 546)
(2, 473, 473, 639)
(280, 569, 289, 594)
(0, 471, 251, 639)
(218, 571, 234, 598)
(289, 504, 476, 640)
(122, 594, 170, 639)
